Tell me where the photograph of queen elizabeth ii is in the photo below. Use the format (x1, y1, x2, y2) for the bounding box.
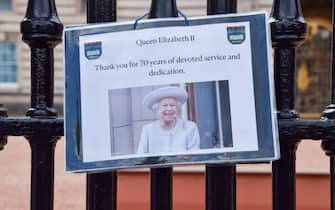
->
(108, 82, 233, 158)
(108, 85, 202, 157)
(137, 86, 200, 153)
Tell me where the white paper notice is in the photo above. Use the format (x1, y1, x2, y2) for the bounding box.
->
(79, 22, 258, 162)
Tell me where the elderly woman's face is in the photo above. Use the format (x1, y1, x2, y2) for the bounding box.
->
(157, 98, 178, 122)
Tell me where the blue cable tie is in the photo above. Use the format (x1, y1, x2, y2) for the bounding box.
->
(133, 12, 149, 29)
(177, 9, 190, 26)
(133, 9, 189, 30)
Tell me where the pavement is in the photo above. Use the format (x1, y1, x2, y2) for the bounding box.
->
(0, 137, 85, 210)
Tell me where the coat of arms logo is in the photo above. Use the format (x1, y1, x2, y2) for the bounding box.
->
(84, 41, 102, 60)
(227, 26, 246, 44)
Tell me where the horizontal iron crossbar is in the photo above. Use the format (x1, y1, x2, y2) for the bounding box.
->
(0, 117, 63, 136)
(278, 119, 335, 141)
(0, 117, 334, 141)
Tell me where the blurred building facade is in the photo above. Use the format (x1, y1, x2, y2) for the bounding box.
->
(0, 0, 332, 116)
(0, 0, 274, 115)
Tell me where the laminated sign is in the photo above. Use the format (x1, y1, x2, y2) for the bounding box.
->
(64, 12, 279, 172)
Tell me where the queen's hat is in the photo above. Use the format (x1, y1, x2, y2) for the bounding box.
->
(143, 86, 188, 110)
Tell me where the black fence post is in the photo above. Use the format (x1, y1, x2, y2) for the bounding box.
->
(20, 0, 63, 209)
(0, 104, 8, 150)
(206, 164, 236, 210)
(207, 0, 236, 15)
(85, 1, 118, 210)
(86, 172, 117, 210)
(87, 0, 117, 23)
(206, 1, 236, 210)
(149, 0, 178, 18)
(270, 0, 306, 210)
(321, 1, 335, 210)
(148, 2, 177, 210)
(150, 167, 173, 210)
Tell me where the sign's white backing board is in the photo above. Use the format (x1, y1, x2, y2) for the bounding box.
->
(64, 12, 279, 172)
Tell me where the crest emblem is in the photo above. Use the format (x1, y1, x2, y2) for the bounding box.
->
(84, 41, 102, 60)
(227, 26, 245, 44)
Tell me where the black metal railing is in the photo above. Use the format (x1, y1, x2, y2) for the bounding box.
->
(85, 1, 117, 210)
(1, 0, 335, 210)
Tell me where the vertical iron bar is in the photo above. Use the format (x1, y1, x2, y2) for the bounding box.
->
(321, 2, 335, 210)
(205, 164, 236, 210)
(28, 137, 58, 210)
(150, 168, 173, 210)
(87, 0, 117, 23)
(322, 142, 335, 210)
(331, 0, 335, 104)
(206, 1, 236, 210)
(272, 142, 299, 210)
(148, 1, 177, 210)
(331, 157, 335, 210)
(270, 1, 306, 210)
(21, 0, 63, 209)
(207, 0, 236, 15)
(322, 1, 335, 210)
(86, 172, 117, 210)
(206, 165, 236, 210)
(86, 1, 117, 210)
(0, 104, 7, 150)
(149, 0, 178, 18)
(148, 1, 178, 210)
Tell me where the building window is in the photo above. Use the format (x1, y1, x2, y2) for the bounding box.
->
(0, 42, 17, 83)
(0, 0, 12, 10)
